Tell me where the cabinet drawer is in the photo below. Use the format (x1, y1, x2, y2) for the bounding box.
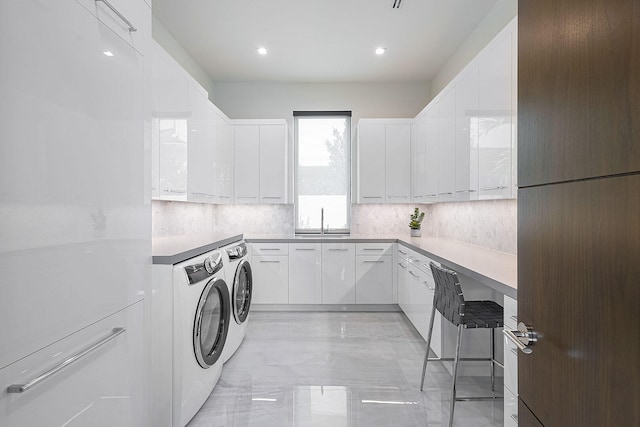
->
(76, 0, 149, 54)
(396, 245, 410, 261)
(0, 303, 144, 427)
(355, 242, 393, 256)
(504, 295, 518, 330)
(250, 242, 289, 255)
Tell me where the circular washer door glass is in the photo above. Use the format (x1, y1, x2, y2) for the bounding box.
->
(233, 260, 252, 324)
(194, 278, 230, 367)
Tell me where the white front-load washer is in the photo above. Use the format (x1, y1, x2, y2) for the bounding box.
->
(220, 241, 252, 363)
(173, 250, 231, 426)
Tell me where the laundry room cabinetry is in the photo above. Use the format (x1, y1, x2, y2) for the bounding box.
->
(0, 302, 144, 427)
(411, 117, 428, 203)
(503, 295, 519, 426)
(187, 83, 217, 202)
(322, 243, 356, 304)
(289, 243, 322, 304)
(355, 243, 394, 304)
(234, 121, 288, 204)
(357, 120, 412, 204)
(251, 243, 289, 304)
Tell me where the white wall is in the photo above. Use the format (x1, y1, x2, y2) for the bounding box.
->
(430, 0, 517, 99)
(152, 16, 215, 98)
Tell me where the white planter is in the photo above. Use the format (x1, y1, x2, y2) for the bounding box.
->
(410, 229, 421, 237)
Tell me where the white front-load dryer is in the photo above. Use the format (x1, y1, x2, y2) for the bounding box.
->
(173, 250, 230, 426)
(220, 241, 252, 363)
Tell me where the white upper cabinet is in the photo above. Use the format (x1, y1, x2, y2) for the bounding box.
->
(385, 124, 411, 203)
(233, 121, 288, 204)
(436, 88, 456, 201)
(425, 107, 439, 201)
(151, 43, 189, 201)
(357, 122, 386, 203)
(477, 21, 515, 199)
(455, 62, 480, 201)
(187, 84, 217, 202)
(357, 120, 412, 204)
(233, 125, 260, 203)
(411, 118, 428, 202)
(214, 114, 234, 203)
(259, 124, 287, 204)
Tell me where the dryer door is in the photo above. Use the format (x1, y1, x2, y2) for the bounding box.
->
(194, 277, 230, 368)
(233, 259, 252, 324)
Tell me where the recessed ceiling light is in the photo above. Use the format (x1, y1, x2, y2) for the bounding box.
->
(256, 47, 268, 55)
(375, 47, 386, 55)
(103, 51, 114, 57)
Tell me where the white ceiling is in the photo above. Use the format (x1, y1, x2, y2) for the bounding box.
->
(153, 0, 499, 83)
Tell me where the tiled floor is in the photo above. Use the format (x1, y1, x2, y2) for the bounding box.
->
(188, 312, 503, 427)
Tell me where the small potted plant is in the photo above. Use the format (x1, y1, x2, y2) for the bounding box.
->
(409, 207, 425, 237)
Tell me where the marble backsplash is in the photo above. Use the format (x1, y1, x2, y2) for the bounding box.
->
(152, 199, 517, 254)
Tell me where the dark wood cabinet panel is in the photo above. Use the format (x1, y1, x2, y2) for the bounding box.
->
(518, 398, 544, 427)
(518, 0, 640, 187)
(518, 175, 640, 426)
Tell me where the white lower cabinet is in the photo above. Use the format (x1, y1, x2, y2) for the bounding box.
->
(0, 302, 144, 427)
(322, 244, 356, 304)
(355, 256, 393, 304)
(289, 243, 322, 304)
(504, 295, 518, 425)
(251, 254, 289, 304)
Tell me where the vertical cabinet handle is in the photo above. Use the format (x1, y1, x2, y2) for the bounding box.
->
(95, 0, 137, 32)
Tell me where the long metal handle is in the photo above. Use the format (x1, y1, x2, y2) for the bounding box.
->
(422, 280, 434, 290)
(438, 192, 453, 196)
(7, 327, 126, 393)
(95, 0, 137, 32)
(190, 192, 216, 197)
(425, 194, 437, 197)
(398, 249, 407, 255)
(398, 262, 407, 269)
(363, 248, 384, 251)
(259, 260, 280, 263)
(164, 189, 186, 194)
(363, 196, 383, 199)
(456, 189, 476, 193)
(260, 248, 281, 251)
(480, 185, 508, 191)
(328, 248, 349, 252)
(387, 195, 408, 198)
(363, 260, 384, 263)
(408, 270, 419, 278)
(295, 248, 316, 251)
(503, 322, 537, 355)
(262, 196, 282, 199)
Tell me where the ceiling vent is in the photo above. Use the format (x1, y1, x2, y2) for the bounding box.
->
(391, 0, 403, 9)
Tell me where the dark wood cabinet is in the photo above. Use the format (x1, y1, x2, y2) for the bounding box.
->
(518, 0, 640, 187)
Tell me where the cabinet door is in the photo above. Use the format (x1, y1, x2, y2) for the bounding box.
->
(322, 244, 356, 304)
(234, 125, 260, 203)
(437, 88, 456, 201)
(357, 123, 386, 203)
(187, 84, 217, 202)
(259, 124, 287, 204)
(396, 257, 409, 313)
(289, 243, 322, 304)
(251, 255, 289, 304)
(214, 113, 233, 203)
(0, 302, 144, 427)
(355, 256, 393, 304)
(411, 118, 427, 202)
(385, 124, 411, 203)
(455, 63, 479, 201)
(478, 29, 513, 199)
(425, 107, 439, 202)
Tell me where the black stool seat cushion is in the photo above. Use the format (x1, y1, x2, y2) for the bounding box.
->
(461, 300, 504, 329)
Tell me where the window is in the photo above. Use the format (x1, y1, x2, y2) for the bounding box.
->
(294, 111, 351, 234)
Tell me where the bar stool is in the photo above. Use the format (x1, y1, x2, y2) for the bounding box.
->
(420, 262, 504, 427)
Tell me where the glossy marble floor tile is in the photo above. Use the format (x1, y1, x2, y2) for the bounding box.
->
(188, 312, 503, 427)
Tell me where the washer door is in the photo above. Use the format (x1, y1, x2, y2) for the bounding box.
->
(193, 277, 230, 368)
(233, 259, 252, 324)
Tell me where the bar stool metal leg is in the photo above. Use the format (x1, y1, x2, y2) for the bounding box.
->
(449, 324, 464, 427)
(490, 328, 495, 392)
(420, 304, 437, 391)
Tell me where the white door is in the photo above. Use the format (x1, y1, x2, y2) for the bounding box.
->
(289, 244, 322, 304)
(251, 255, 289, 304)
(455, 63, 480, 201)
(385, 124, 411, 203)
(357, 122, 386, 203)
(411, 118, 427, 202)
(259, 124, 287, 204)
(355, 256, 393, 304)
(234, 125, 260, 203)
(437, 88, 456, 201)
(322, 244, 356, 304)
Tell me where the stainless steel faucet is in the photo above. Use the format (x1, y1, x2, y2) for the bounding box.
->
(320, 208, 324, 236)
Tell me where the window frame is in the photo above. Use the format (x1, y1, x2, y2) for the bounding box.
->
(293, 111, 352, 235)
